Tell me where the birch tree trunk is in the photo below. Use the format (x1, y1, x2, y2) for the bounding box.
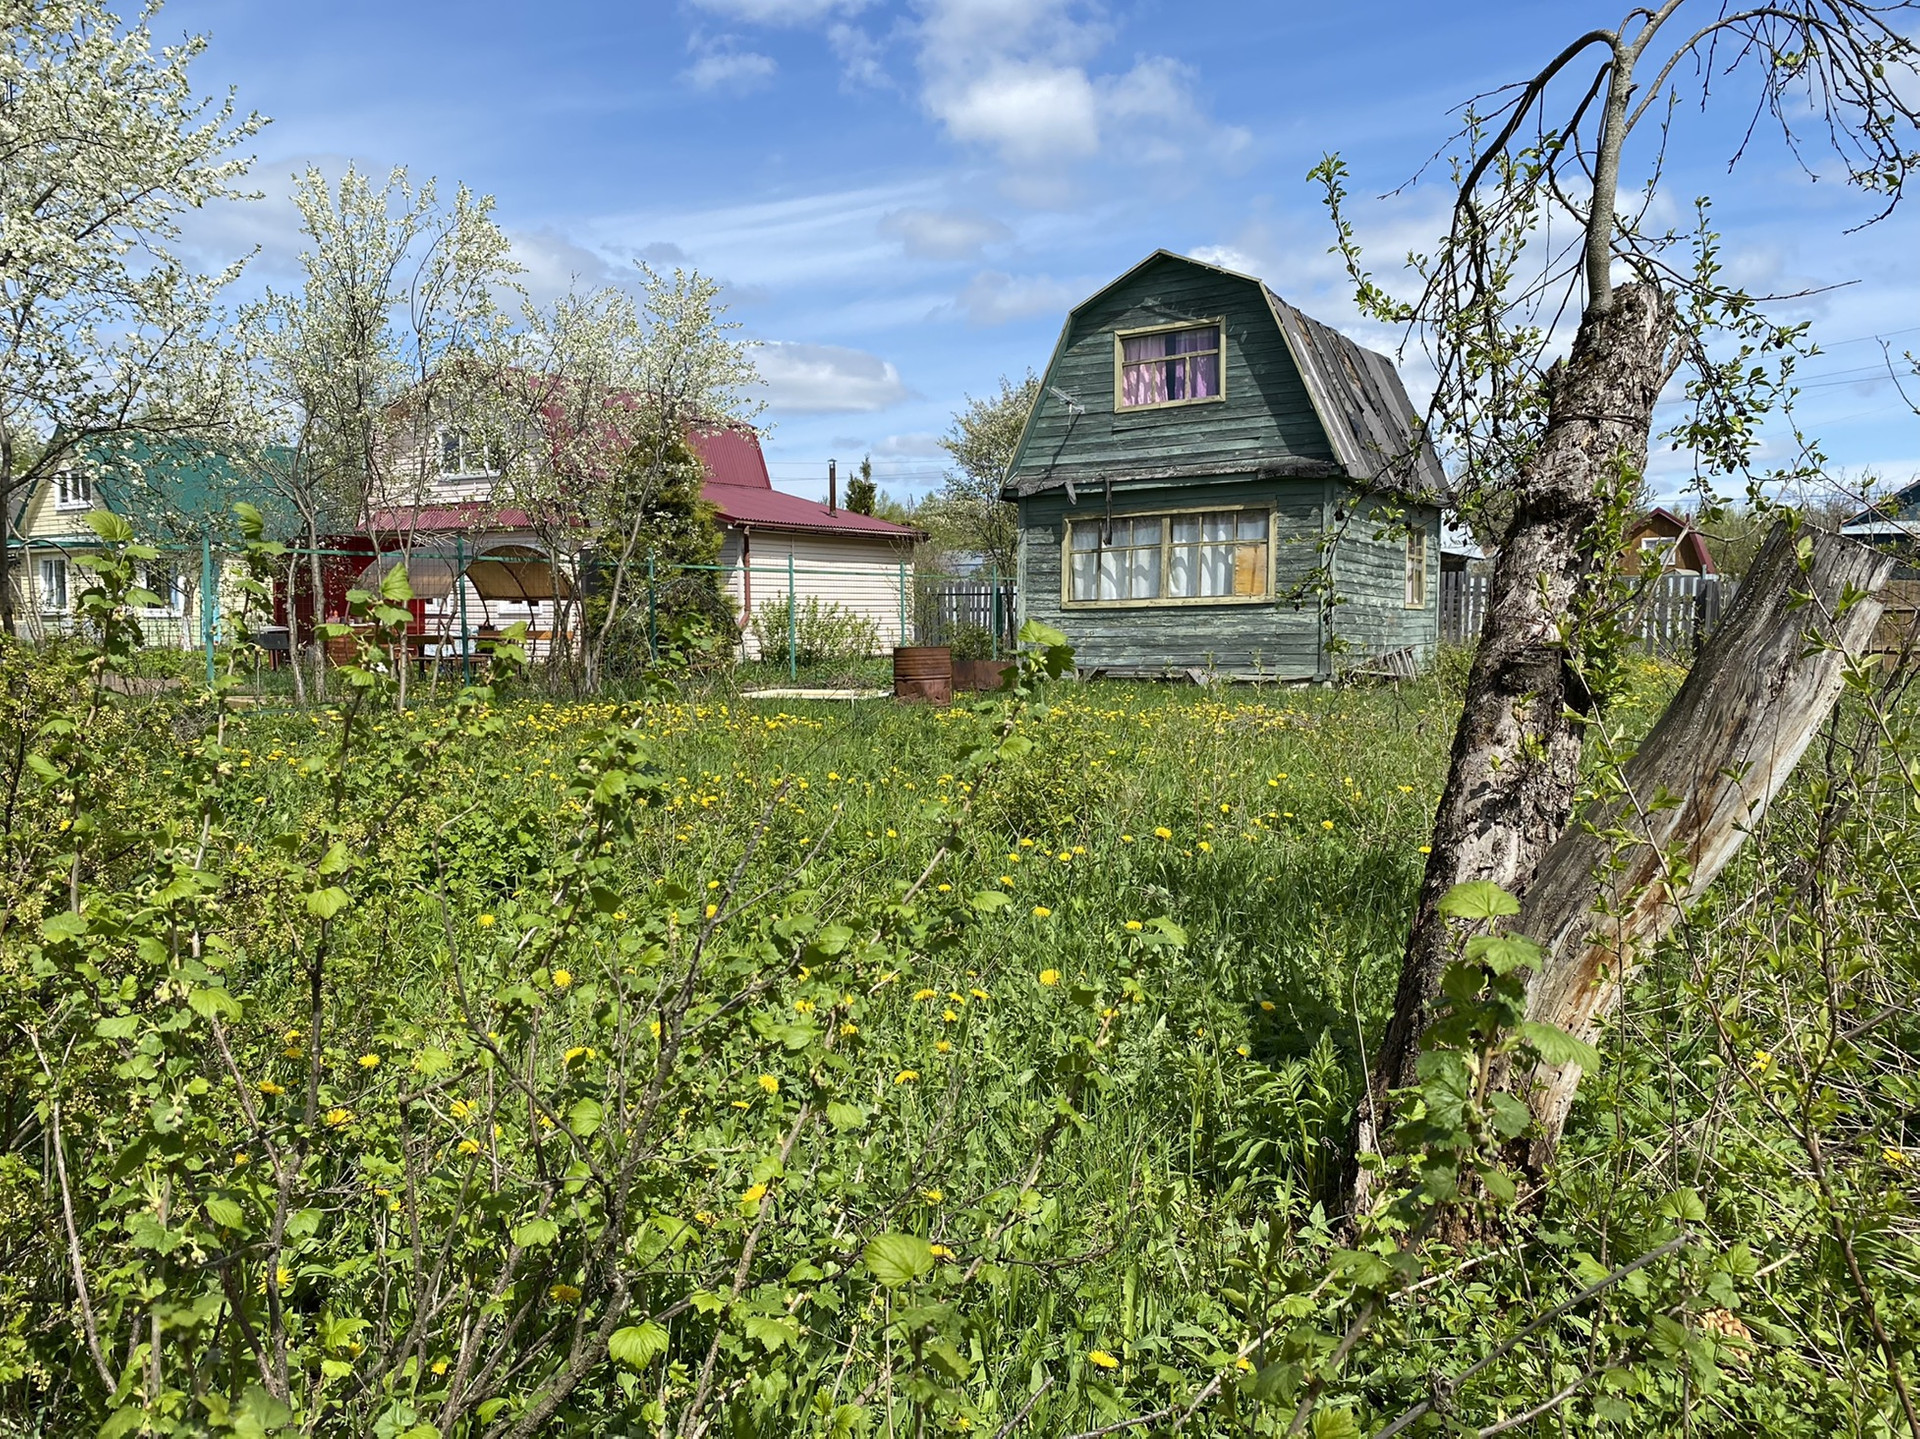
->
(1354, 281, 1680, 1189)
(1509, 521, 1894, 1164)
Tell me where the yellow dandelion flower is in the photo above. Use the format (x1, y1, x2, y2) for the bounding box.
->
(929, 1243, 956, 1259)
(258, 1079, 285, 1096)
(1153, 827, 1173, 840)
(704, 904, 718, 919)
(894, 1069, 920, 1084)
(758, 1074, 780, 1094)
(921, 1188, 943, 1203)
(1234, 1355, 1255, 1372)
(357, 1053, 381, 1070)
(1260, 1000, 1276, 1012)
(457, 1138, 481, 1155)
(1088, 1350, 1119, 1370)
(549, 1284, 582, 1304)
(325, 1107, 353, 1127)
(742, 1182, 768, 1203)
(1038, 969, 1061, 987)
(936, 1040, 953, 1053)
(476, 914, 496, 928)
(1235, 1045, 1250, 1058)
(431, 1358, 449, 1377)
(1749, 1050, 1772, 1074)
(1418, 845, 1432, 854)
(1198, 840, 1213, 852)
(1032, 905, 1052, 918)
(1124, 920, 1143, 932)
(451, 1099, 473, 1120)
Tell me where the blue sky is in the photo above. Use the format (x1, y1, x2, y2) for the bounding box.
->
(166, 0, 1919, 506)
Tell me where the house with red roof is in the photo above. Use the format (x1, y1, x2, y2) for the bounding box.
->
(694, 424, 922, 656)
(294, 411, 919, 660)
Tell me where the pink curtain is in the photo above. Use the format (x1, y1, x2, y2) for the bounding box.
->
(1121, 326, 1219, 406)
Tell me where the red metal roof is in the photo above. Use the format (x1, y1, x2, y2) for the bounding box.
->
(704, 484, 919, 539)
(687, 424, 919, 540)
(367, 502, 535, 533)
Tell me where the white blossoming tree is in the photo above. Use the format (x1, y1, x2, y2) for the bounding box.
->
(0, 0, 264, 637)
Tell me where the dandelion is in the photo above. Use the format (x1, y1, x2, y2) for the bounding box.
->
(704, 904, 718, 919)
(1032, 906, 1052, 918)
(914, 988, 939, 1001)
(325, 1108, 353, 1127)
(451, 1099, 474, 1120)
(1124, 920, 1143, 932)
(758, 1074, 780, 1094)
(894, 1069, 920, 1084)
(1260, 1000, 1276, 1013)
(1418, 845, 1432, 854)
(431, 1359, 449, 1377)
(1749, 1050, 1772, 1074)
(1321, 820, 1335, 831)
(358, 1053, 381, 1070)
(549, 1284, 582, 1304)
(476, 914, 496, 928)
(841, 1022, 860, 1037)
(921, 1188, 944, 1203)
(1153, 827, 1173, 840)
(1121, 833, 1134, 843)
(793, 998, 815, 1013)
(935, 1040, 952, 1053)
(742, 1182, 769, 1203)
(1197, 840, 1212, 852)
(1088, 1350, 1120, 1370)
(258, 1079, 285, 1096)
(1000, 874, 1014, 885)
(1234, 1355, 1255, 1372)
(970, 988, 989, 1001)
(929, 1243, 956, 1259)
(457, 1138, 481, 1155)
(1236, 1045, 1250, 1058)
(1018, 837, 1035, 848)
(1038, 969, 1061, 987)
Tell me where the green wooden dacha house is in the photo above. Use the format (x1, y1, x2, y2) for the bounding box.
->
(1004, 251, 1445, 680)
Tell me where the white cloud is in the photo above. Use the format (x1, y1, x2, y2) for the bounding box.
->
(875, 431, 945, 456)
(683, 46, 779, 93)
(934, 61, 1100, 165)
(755, 341, 913, 412)
(880, 206, 1012, 259)
(509, 227, 630, 303)
(952, 269, 1077, 325)
(691, 0, 873, 21)
(1189, 244, 1260, 276)
(828, 23, 895, 88)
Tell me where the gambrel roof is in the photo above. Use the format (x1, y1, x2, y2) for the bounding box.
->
(1003, 250, 1445, 500)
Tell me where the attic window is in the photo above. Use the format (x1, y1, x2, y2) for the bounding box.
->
(1116, 321, 1223, 409)
(54, 471, 92, 511)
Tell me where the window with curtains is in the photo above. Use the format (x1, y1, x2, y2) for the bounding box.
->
(37, 557, 68, 613)
(1115, 321, 1223, 409)
(1066, 508, 1270, 605)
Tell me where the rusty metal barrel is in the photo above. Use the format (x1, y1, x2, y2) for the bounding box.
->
(893, 645, 953, 704)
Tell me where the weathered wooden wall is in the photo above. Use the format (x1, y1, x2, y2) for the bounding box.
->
(1010, 254, 1336, 489)
(1015, 479, 1439, 678)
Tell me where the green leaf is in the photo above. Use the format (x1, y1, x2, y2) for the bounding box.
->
(1463, 933, 1543, 974)
(1437, 880, 1520, 920)
(41, 911, 88, 941)
(85, 510, 135, 544)
(1311, 1406, 1361, 1439)
(411, 1047, 452, 1076)
(206, 1196, 245, 1228)
(512, 1217, 560, 1247)
(1487, 1091, 1532, 1140)
(188, 987, 243, 1022)
(305, 887, 352, 920)
(380, 562, 414, 603)
(1661, 1188, 1708, 1224)
(742, 1315, 800, 1352)
(1479, 1166, 1518, 1205)
(864, 1233, 935, 1288)
(94, 1014, 140, 1040)
(1515, 1021, 1601, 1071)
(609, 1321, 670, 1369)
(567, 1097, 604, 1136)
(826, 1101, 867, 1132)
(1017, 619, 1068, 648)
(970, 890, 1012, 912)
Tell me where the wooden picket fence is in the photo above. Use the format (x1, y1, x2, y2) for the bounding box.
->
(1441, 570, 1737, 658)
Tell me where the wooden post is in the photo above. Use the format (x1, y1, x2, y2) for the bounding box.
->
(1508, 522, 1894, 1165)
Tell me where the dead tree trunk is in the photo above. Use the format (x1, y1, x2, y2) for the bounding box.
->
(1510, 521, 1893, 1165)
(1354, 281, 1680, 1186)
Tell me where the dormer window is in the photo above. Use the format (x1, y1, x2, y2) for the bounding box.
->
(1115, 320, 1223, 410)
(53, 471, 92, 511)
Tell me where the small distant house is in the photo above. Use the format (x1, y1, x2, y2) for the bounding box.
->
(7, 434, 284, 647)
(1003, 251, 1445, 680)
(697, 425, 922, 655)
(1841, 480, 1920, 576)
(1622, 507, 1715, 575)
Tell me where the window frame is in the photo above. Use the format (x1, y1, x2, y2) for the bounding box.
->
(53, 471, 93, 512)
(1112, 317, 1227, 413)
(1404, 525, 1429, 609)
(1060, 503, 1275, 610)
(37, 556, 69, 613)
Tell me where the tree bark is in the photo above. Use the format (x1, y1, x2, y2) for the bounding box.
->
(1353, 281, 1680, 1195)
(1510, 521, 1894, 1164)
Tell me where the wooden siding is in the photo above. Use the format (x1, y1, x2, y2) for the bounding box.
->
(1327, 496, 1440, 665)
(1016, 480, 1439, 678)
(719, 530, 915, 656)
(1010, 254, 1336, 490)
